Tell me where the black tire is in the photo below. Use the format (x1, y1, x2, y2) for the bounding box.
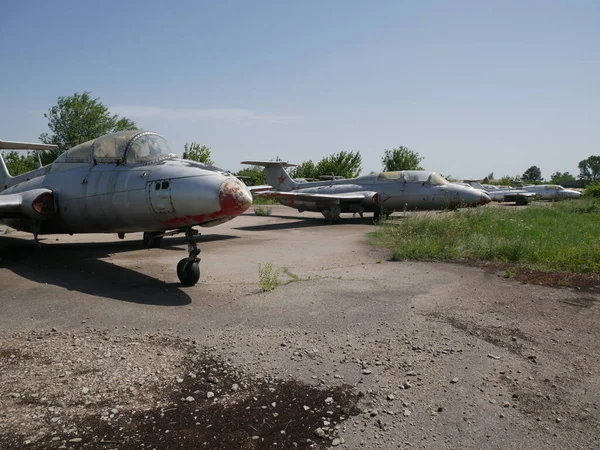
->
(177, 259, 200, 286)
(143, 232, 163, 248)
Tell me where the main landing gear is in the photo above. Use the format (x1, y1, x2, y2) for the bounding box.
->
(143, 231, 163, 248)
(321, 205, 342, 224)
(142, 228, 201, 286)
(176, 227, 201, 286)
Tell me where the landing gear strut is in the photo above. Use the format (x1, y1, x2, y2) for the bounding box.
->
(321, 206, 341, 224)
(373, 208, 391, 222)
(177, 227, 201, 286)
(143, 231, 163, 248)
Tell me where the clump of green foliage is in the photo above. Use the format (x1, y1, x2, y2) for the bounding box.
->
(182, 142, 213, 164)
(259, 263, 280, 291)
(583, 183, 600, 199)
(369, 199, 600, 274)
(2, 151, 39, 176)
(252, 197, 279, 205)
(254, 205, 273, 216)
(39, 91, 137, 164)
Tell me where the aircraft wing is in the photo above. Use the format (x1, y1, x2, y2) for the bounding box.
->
(502, 191, 537, 202)
(253, 190, 376, 204)
(248, 185, 273, 193)
(0, 189, 56, 220)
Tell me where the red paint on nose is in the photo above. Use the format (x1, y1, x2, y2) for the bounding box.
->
(219, 178, 252, 215)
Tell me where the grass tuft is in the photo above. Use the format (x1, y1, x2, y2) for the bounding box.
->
(369, 200, 600, 274)
(259, 263, 280, 291)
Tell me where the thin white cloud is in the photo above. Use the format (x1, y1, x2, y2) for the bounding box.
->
(111, 105, 298, 124)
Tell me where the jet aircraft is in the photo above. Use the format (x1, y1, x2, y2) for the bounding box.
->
(241, 161, 491, 222)
(0, 130, 252, 285)
(463, 180, 536, 205)
(521, 184, 582, 200)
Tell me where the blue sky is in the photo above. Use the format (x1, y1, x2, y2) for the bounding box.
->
(1, 0, 598, 179)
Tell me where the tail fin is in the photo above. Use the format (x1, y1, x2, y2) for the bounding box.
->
(241, 160, 298, 191)
(0, 153, 13, 192)
(0, 139, 57, 192)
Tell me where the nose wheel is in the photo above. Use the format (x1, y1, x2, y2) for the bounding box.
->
(177, 227, 201, 286)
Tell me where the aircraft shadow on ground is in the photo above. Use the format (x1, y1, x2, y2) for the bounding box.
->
(234, 216, 387, 232)
(0, 233, 238, 306)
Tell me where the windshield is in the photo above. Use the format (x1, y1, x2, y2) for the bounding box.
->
(125, 133, 172, 164)
(429, 173, 449, 186)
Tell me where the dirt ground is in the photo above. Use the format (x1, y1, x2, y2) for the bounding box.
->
(1, 206, 599, 449)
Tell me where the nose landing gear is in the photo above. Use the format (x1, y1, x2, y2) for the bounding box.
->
(177, 227, 201, 286)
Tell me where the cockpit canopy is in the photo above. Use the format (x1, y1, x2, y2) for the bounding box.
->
(54, 130, 174, 165)
(378, 171, 449, 186)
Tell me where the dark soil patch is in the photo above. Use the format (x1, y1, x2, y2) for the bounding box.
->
(0, 348, 29, 360)
(459, 260, 600, 292)
(0, 349, 361, 449)
(515, 270, 600, 291)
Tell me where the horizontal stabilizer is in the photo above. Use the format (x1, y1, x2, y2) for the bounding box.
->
(0, 139, 58, 150)
(241, 160, 297, 168)
(247, 185, 273, 193)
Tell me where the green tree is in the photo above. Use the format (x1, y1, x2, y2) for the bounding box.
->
(550, 171, 576, 184)
(382, 146, 424, 171)
(522, 165, 543, 182)
(494, 175, 521, 186)
(234, 166, 266, 186)
(315, 151, 362, 179)
(182, 142, 214, 164)
(39, 91, 137, 164)
(289, 160, 318, 180)
(2, 151, 39, 176)
(578, 156, 600, 181)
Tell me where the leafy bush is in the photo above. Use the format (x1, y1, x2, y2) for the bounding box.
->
(583, 183, 600, 198)
(254, 205, 273, 216)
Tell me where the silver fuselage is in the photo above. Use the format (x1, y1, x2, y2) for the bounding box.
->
(279, 177, 489, 213)
(0, 158, 252, 234)
(523, 185, 582, 200)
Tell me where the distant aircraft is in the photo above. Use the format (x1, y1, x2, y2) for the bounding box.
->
(241, 161, 491, 222)
(0, 130, 252, 285)
(521, 184, 582, 200)
(463, 180, 536, 205)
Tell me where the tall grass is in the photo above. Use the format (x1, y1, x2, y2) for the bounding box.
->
(369, 199, 600, 274)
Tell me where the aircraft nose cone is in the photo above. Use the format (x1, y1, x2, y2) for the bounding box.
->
(479, 191, 491, 205)
(218, 177, 253, 216)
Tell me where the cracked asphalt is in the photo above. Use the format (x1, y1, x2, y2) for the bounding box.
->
(1, 206, 599, 449)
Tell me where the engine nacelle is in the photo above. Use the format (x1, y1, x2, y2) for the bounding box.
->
(20, 189, 56, 220)
(361, 192, 379, 205)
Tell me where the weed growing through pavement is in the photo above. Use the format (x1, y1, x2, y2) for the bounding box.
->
(282, 267, 300, 283)
(259, 263, 280, 291)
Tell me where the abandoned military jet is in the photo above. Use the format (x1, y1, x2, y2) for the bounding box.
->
(0, 130, 252, 285)
(521, 184, 582, 200)
(241, 160, 491, 222)
(463, 180, 536, 205)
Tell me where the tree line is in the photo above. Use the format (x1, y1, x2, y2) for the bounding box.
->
(3, 92, 599, 186)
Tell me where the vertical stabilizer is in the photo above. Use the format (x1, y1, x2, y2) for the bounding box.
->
(240, 160, 298, 191)
(0, 153, 13, 192)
